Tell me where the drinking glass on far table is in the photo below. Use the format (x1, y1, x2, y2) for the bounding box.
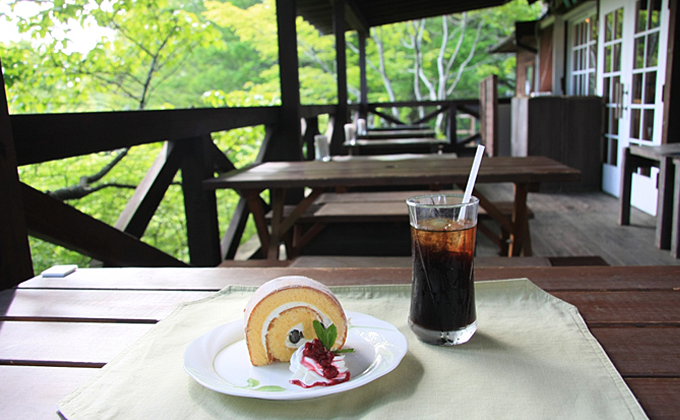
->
(406, 194, 479, 346)
(314, 134, 330, 162)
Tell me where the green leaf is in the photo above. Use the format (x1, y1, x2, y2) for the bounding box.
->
(246, 378, 259, 388)
(312, 320, 329, 349)
(326, 324, 337, 349)
(332, 348, 355, 354)
(254, 385, 286, 392)
(313, 320, 342, 351)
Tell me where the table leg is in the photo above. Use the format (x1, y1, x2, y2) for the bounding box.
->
(468, 187, 515, 257)
(672, 158, 680, 259)
(656, 156, 674, 250)
(256, 188, 325, 260)
(509, 183, 530, 257)
(267, 188, 286, 260)
(619, 147, 633, 226)
(244, 191, 270, 258)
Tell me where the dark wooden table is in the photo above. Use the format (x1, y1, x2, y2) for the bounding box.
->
(1, 266, 678, 419)
(204, 156, 581, 259)
(343, 137, 448, 155)
(620, 144, 680, 253)
(357, 129, 436, 139)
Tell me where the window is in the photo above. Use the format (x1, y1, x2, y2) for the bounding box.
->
(568, 11, 598, 95)
(629, 0, 662, 142)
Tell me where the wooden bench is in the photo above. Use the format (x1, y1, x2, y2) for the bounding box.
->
(266, 190, 534, 257)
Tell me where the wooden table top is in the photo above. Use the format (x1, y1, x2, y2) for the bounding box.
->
(1, 265, 678, 419)
(204, 155, 581, 190)
(630, 143, 680, 159)
(344, 137, 447, 147)
(358, 129, 436, 139)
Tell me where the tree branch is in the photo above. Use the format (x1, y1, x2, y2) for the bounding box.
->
(47, 148, 131, 201)
(47, 182, 138, 201)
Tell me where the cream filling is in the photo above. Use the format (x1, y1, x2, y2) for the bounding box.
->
(261, 302, 333, 354)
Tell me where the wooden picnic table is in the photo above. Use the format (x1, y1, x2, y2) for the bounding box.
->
(343, 137, 448, 155)
(204, 155, 581, 259)
(1, 265, 678, 419)
(357, 129, 436, 139)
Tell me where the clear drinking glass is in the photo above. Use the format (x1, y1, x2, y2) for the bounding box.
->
(406, 194, 479, 346)
(314, 134, 330, 162)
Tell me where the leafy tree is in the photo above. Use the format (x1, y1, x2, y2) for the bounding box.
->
(2, 0, 257, 271)
(2, 0, 540, 273)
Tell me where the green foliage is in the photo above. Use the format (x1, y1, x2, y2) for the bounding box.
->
(2, 0, 540, 273)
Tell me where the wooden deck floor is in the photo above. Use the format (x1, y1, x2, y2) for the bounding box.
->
(235, 184, 680, 266)
(474, 183, 680, 266)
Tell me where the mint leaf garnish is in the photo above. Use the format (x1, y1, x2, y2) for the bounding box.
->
(332, 348, 355, 354)
(312, 320, 333, 350)
(312, 320, 353, 353)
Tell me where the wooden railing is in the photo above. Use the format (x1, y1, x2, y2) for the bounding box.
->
(7, 105, 340, 276)
(5, 98, 481, 287)
(350, 99, 481, 149)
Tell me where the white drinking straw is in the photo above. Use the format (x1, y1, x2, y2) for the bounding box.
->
(459, 145, 485, 220)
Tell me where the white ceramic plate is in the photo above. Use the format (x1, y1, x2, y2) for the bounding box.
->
(183, 311, 408, 400)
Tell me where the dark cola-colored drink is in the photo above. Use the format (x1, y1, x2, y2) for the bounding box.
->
(409, 219, 477, 333)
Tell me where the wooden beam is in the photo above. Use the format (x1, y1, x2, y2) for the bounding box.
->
(114, 141, 183, 238)
(371, 109, 406, 126)
(209, 141, 237, 174)
(22, 183, 186, 267)
(358, 30, 368, 119)
(221, 198, 250, 260)
(180, 136, 221, 267)
(331, 0, 348, 156)
(446, 104, 458, 145)
(413, 106, 447, 125)
(0, 59, 34, 287)
(269, 0, 302, 162)
(344, 0, 369, 34)
(12, 106, 279, 166)
(301, 116, 320, 160)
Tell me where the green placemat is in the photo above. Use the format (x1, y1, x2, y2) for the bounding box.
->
(59, 279, 648, 419)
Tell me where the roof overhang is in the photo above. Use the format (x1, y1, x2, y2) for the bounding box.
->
(489, 20, 538, 54)
(297, 0, 514, 35)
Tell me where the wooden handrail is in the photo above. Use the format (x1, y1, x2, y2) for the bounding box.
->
(11, 106, 280, 165)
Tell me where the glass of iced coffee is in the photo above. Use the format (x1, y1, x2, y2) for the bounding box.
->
(406, 194, 479, 346)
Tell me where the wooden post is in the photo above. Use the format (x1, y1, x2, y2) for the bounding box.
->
(331, 0, 348, 155)
(672, 157, 680, 258)
(662, 0, 679, 147)
(302, 116, 319, 160)
(180, 136, 221, 266)
(479, 75, 498, 157)
(0, 60, 34, 287)
(359, 30, 368, 120)
(446, 104, 457, 146)
(265, 0, 302, 163)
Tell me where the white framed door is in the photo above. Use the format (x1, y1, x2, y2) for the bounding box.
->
(598, 0, 668, 215)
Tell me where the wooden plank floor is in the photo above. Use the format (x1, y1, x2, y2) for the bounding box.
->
(474, 183, 680, 266)
(236, 184, 680, 266)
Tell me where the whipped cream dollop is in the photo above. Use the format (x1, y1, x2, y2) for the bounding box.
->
(289, 340, 350, 388)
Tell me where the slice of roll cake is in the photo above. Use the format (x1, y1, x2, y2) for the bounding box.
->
(244, 276, 347, 366)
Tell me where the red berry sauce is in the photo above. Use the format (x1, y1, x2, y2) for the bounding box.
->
(289, 339, 350, 388)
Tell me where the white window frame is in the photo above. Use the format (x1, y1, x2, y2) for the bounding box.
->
(565, 6, 599, 96)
